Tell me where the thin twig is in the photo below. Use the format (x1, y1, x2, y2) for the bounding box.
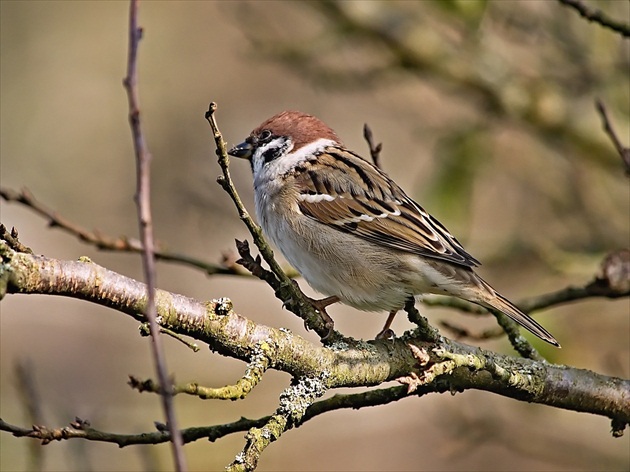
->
(0, 386, 413, 450)
(0, 224, 32, 254)
(491, 310, 543, 360)
(129, 339, 270, 400)
(595, 99, 630, 177)
(363, 123, 383, 169)
(0, 186, 245, 276)
(138, 324, 200, 352)
(0, 386, 406, 448)
(15, 360, 45, 471)
(121, 1, 186, 470)
(204, 104, 284, 276)
(557, 0, 630, 38)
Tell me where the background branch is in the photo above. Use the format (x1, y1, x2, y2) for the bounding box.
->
(596, 99, 630, 176)
(557, 0, 630, 38)
(363, 123, 383, 169)
(0, 186, 244, 276)
(121, 1, 186, 469)
(14, 360, 45, 471)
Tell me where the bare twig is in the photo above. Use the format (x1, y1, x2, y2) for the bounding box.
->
(439, 321, 503, 342)
(121, 1, 186, 470)
(557, 0, 630, 38)
(129, 339, 271, 400)
(0, 386, 413, 449)
(595, 100, 630, 177)
(363, 123, 383, 169)
(15, 360, 45, 471)
(403, 297, 441, 343)
(0, 186, 299, 278)
(0, 224, 32, 254)
(490, 310, 543, 360)
(0, 186, 244, 276)
(138, 324, 200, 352)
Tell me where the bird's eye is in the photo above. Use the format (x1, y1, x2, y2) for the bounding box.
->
(258, 129, 273, 143)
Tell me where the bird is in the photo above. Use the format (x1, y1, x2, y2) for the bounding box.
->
(228, 110, 560, 347)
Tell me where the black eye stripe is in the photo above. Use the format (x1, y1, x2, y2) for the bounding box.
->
(262, 147, 281, 163)
(261, 138, 290, 164)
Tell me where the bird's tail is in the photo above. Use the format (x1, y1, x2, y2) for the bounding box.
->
(483, 293, 560, 347)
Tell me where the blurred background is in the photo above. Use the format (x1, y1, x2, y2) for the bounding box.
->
(1, 1, 628, 471)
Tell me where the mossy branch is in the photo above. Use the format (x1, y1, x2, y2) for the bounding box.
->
(1, 239, 628, 439)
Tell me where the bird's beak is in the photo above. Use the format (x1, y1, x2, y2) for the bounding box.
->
(228, 140, 253, 160)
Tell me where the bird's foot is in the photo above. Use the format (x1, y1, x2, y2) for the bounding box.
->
(375, 328, 396, 340)
(375, 310, 399, 340)
(304, 295, 339, 340)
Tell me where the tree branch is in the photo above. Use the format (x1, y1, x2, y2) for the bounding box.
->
(0, 386, 412, 448)
(129, 338, 270, 400)
(363, 123, 383, 169)
(0, 186, 293, 277)
(1, 240, 628, 433)
(557, 0, 630, 38)
(228, 375, 328, 471)
(595, 100, 630, 177)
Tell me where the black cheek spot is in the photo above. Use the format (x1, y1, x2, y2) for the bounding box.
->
(262, 147, 281, 163)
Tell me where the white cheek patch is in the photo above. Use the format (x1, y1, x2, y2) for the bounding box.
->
(253, 138, 338, 182)
(272, 138, 337, 177)
(252, 137, 291, 175)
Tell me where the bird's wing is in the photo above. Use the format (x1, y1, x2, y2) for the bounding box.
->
(292, 147, 480, 268)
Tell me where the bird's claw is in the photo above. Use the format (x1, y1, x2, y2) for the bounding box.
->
(303, 295, 338, 340)
(375, 328, 396, 341)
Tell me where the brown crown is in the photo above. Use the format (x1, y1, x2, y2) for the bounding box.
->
(253, 111, 342, 151)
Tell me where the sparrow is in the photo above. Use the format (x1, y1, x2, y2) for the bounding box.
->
(228, 111, 559, 347)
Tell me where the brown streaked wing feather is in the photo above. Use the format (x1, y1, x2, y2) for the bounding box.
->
(293, 147, 480, 268)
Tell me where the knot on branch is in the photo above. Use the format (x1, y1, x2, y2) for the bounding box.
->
(589, 249, 630, 296)
(213, 297, 234, 317)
